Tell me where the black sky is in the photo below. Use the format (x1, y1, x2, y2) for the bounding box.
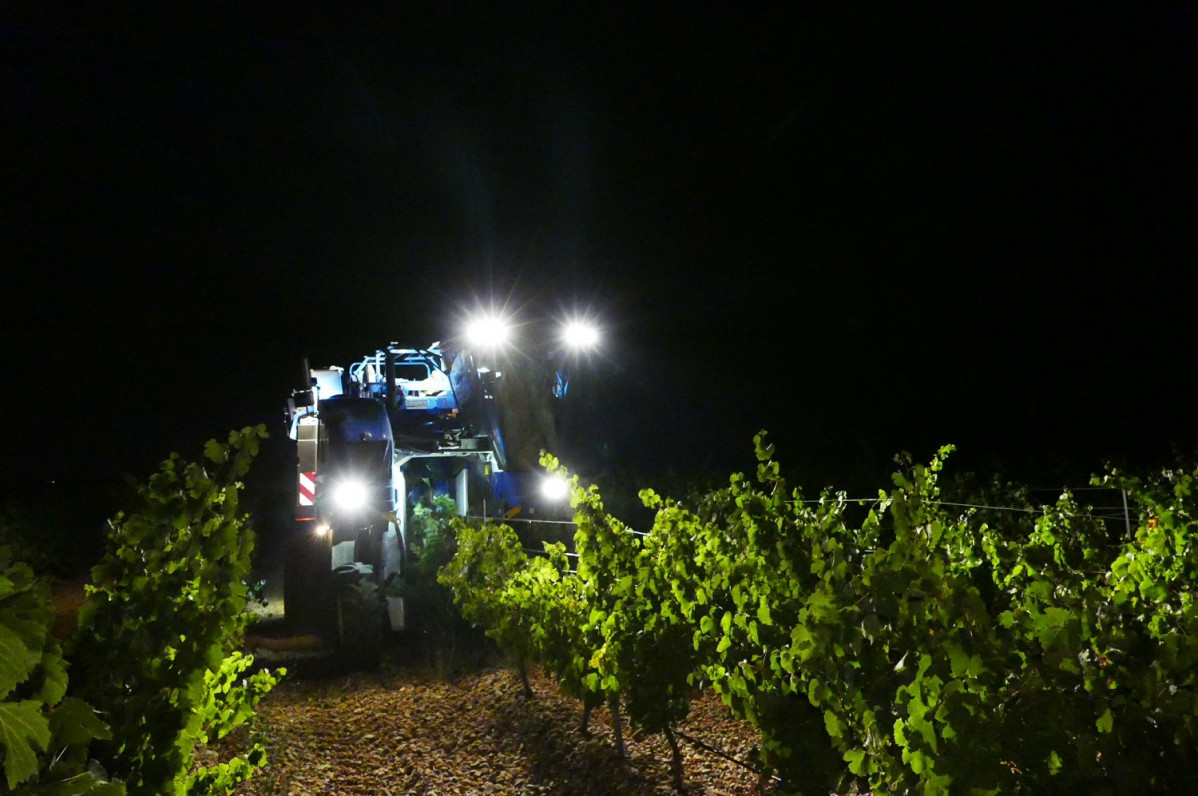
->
(2, 3, 1196, 497)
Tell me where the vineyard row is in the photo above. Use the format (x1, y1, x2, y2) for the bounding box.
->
(441, 434, 1198, 794)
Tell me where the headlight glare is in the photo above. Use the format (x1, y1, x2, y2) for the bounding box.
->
(541, 474, 570, 502)
(331, 480, 369, 512)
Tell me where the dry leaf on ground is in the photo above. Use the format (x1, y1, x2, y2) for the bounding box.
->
(230, 666, 776, 795)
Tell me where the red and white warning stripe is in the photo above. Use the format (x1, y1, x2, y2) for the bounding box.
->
(297, 471, 316, 519)
(298, 472, 316, 505)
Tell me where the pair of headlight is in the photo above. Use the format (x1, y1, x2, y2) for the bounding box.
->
(334, 474, 568, 512)
(465, 315, 601, 351)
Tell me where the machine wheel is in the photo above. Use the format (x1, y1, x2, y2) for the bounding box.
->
(283, 526, 334, 636)
(333, 565, 384, 666)
(353, 522, 384, 573)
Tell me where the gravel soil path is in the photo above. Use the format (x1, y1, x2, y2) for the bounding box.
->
(230, 665, 775, 795)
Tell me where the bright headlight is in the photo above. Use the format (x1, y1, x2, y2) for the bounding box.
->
(465, 314, 511, 349)
(331, 480, 369, 512)
(561, 320, 600, 350)
(540, 474, 570, 502)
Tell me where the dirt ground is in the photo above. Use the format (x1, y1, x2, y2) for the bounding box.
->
(228, 662, 775, 796)
(223, 544, 778, 794)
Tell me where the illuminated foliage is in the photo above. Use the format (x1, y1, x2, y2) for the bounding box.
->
(443, 434, 1198, 793)
(0, 548, 122, 793)
(67, 426, 283, 796)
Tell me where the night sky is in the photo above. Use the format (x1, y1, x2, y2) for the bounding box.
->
(3, 4, 1196, 507)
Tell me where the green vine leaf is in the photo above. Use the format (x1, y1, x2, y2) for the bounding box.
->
(0, 625, 40, 699)
(0, 699, 49, 790)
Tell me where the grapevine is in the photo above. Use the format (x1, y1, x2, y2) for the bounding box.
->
(442, 434, 1198, 794)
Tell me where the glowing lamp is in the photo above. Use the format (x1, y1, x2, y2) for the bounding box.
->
(466, 314, 511, 349)
(561, 320, 600, 350)
(540, 474, 570, 502)
(331, 479, 369, 512)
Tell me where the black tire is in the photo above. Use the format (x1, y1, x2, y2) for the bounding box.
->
(353, 522, 384, 573)
(283, 526, 334, 636)
(333, 568, 384, 667)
